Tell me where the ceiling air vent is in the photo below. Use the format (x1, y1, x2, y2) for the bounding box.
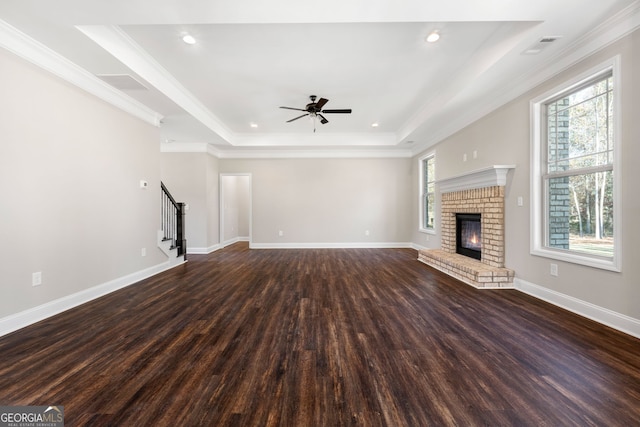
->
(522, 36, 562, 55)
(539, 36, 560, 43)
(97, 74, 148, 91)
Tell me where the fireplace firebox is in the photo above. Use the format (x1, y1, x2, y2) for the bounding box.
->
(456, 213, 481, 260)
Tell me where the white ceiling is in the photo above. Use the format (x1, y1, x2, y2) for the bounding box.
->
(1, 0, 638, 156)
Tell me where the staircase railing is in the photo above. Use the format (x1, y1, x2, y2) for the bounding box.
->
(161, 182, 186, 260)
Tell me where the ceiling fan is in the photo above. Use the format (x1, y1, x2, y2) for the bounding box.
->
(280, 95, 352, 131)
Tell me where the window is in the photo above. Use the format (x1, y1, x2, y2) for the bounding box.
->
(531, 58, 620, 271)
(419, 153, 435, 232)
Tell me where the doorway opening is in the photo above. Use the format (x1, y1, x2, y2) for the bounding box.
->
(220, 173, 252, 248)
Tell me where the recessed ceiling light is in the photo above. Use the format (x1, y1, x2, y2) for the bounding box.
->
(371, 122, 379, 128)
(182, 34, 196, 45)
(426, 31, 440, 43)
(250, 123, 258, 128)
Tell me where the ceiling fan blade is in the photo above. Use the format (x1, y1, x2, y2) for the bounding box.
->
(318, 114, 329, 124)
(280, 106, 307, 111)
(321, 109, 352, 114)
(315, 98, 329, 110)
(286, 113, 309, 123)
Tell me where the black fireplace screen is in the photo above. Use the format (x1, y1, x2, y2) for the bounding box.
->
(456, 213, 481, 260)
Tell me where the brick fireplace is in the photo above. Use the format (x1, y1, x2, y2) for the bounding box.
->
(418, 166, 515, 289)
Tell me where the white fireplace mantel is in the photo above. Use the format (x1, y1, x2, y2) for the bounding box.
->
(436, 165, 515, 193)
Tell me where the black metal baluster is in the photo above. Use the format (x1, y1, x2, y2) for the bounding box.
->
(160, 182, 186, 259)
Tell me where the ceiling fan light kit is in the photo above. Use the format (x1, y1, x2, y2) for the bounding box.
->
(280, 95, 352, 132)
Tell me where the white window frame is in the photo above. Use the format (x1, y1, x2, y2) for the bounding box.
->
(419, 152, 436, 234)
(530, 56, 621, 272)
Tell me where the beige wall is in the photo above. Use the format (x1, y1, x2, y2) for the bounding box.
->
(237, 176, 250, 237)
(207, 155, 220, 247)
(219, 158, 412, 245)
(161, 152, 220, 252)
(0, 48, 165, 318)
(411, 29, 640, 320)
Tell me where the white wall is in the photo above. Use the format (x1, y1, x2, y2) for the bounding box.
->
(219, 158, 412, 246)
(0, 48, 165, 320)
(411, 29, 640, 323)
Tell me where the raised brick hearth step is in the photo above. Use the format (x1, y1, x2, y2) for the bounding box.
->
(418, 249, 514, 289)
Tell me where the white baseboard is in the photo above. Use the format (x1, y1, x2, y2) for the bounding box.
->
(249, 242, 413, 249)
(188, 244, 222, 254)
(0, 260, 185, 338)
(189, 237, 250, 254)
(221, 236, 249, 247)
(514, 278, 640, 339)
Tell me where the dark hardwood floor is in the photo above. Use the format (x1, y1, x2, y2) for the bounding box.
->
(1, 243, 639, 426)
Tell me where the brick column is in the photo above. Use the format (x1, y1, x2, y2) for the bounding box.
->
(547, 99, 570, 249)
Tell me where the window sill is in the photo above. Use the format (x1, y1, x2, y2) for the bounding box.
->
(530, 247, 620, 272)
(419, 228, 436, 235)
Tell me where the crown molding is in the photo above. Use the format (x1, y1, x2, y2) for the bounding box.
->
(161, 142, 412, 159)
(77, 25, 234, 144)
(231, 132, 397, 147)
(0, 19, 163, 127)
(216, 148, 413, 159)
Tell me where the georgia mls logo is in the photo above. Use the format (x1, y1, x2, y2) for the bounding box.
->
(0, 405, 64, 426)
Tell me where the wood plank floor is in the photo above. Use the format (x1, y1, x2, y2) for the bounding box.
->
(1, 243, 639, 426)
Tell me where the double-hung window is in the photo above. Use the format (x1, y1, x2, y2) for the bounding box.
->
(531, 58, 620, 271)
(419, 153, 435, 232)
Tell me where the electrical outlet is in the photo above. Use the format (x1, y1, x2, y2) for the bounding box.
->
(517, 196, 524, 206)
(473, 150, 478, 159)
(550, 263, 558, 277)
(365, 230, 370, 236)
(32, 272, 42, 286)
(463, 153, 468, 162)
(141, 248, 146, 257)
(278, 230, 284, 237)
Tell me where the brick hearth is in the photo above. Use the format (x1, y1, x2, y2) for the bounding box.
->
(418, 250, 514, 288)
(418, 175, 515, 288)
